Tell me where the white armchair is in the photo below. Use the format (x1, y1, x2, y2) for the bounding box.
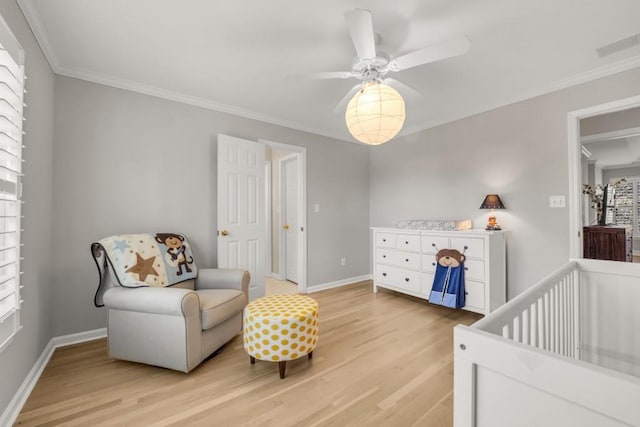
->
(91, 234, 249, 372)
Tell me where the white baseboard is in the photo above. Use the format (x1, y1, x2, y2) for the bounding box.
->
(269, 273, 284, 280)
(52, 327, 107, 347)
(1, 328, 107, 425)
(0, 339, 55, 427)
(306, 274, 372, 293)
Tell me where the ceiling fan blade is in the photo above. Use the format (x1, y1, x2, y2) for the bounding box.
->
(385, 78, 423, 102)
(344, 9, 376, 60)
(332, 84, 362, 114)
(389, 35, 471, 72)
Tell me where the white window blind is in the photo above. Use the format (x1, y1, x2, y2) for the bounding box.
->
(0, 20, 24, 352)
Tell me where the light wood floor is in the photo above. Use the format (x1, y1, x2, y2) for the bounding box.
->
(16, 281, 481, 427)
(265, 277, 299, 295)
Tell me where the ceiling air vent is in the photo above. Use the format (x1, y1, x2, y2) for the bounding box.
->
(596, 33, 640, 58)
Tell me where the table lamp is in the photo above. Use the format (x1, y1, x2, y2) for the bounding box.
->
(480, 194, 506, 230)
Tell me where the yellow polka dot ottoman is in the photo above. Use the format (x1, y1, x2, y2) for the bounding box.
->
(243, 294, 319, 379)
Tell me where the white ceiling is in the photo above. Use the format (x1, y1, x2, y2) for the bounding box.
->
(584, 136, 640, 168)
(17, 0, 640, 143)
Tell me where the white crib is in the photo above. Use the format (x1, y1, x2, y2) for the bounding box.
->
(454, 258, 640, 427)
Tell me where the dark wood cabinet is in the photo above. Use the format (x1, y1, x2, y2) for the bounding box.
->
(583, 226, 632, 262)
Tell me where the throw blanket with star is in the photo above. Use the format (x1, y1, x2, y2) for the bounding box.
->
(91, 233, 198, 306)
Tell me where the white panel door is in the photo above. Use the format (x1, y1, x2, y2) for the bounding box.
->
(217, 134, 265, 300)
(283, 155, 299, 283)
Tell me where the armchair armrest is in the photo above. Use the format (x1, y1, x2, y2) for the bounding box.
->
(103, 286, 199, 317)
(197, 269, 250, 300)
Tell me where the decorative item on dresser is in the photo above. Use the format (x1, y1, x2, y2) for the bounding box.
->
(479, 194, 506, 230)
(371, 227, 506, 315)
(582, 225, 632, 262)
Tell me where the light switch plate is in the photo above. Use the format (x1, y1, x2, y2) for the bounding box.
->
(550, 195, 566, 208)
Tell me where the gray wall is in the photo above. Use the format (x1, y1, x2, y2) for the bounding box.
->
(0, 0, 55, 415)
(370, 67, 640, 298)
(52, 76, 370, 336)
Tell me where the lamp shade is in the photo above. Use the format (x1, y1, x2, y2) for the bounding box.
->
(345, 83, 405, 145)
(479, 194, 506, 210)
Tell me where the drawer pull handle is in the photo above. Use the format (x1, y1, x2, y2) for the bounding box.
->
(464, 267, 468, 271)
(382, 239, 386, 242)
(405, 241, 409, 244)
(405, 278, 410, 282)
(405, 258, 409, 262)
(432, 262, 436, 266)
(464, 245, 468, 250)
(465, 291, 469, 295)
(432, 243, 436, 247)
(382, 272, 387, 277)
(383, 255, 386, 258)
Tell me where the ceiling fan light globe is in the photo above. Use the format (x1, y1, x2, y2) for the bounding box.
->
(345, 83, 405, 145)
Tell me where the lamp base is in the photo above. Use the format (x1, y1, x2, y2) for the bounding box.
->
(486, 215, 501, 231)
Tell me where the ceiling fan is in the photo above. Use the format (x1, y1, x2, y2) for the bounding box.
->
(315, 9, 471, 109)
(308, 9, 471, 145)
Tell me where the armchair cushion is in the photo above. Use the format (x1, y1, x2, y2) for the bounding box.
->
(103, 286, 199, 316)
(198, 289, 245, 330)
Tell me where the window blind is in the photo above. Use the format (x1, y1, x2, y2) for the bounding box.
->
(0, 24, 24, 352)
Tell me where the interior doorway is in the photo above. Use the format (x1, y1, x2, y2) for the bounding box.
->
(261, 139, 307, 295)
(567, 95, 640, 259)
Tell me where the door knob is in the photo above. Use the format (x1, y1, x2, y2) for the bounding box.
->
(220, 230, 229, 236)
(283, 224, 290, 230)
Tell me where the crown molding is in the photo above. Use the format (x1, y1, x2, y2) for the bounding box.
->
(16, 0, 60, 70)
(55, 65, 352, 142)
(400, 54, 640, 138)
(16, 0, 640, 146)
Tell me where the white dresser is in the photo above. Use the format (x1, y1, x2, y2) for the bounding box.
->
(371, 227, 506, 315)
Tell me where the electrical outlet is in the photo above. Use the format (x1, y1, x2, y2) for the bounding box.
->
(341, 257, 346, 266)
(549, 195, 566, 208)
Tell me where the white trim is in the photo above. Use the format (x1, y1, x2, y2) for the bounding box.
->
(17, 0, 640, 145)
(52, 327, 107, 347)
(581, 126, 640, 144)
(265, 162, 272, 277)
(306, 274, 373, 293)
(0, 328, 107, 426)
(259, 140, 308, 294)
(568, 95, 640, 258)
(269, 273, 284, 281)
(16, 0, 60, 70)
(0, 339, 54, 427)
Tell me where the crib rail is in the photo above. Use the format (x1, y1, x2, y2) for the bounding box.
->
(472, 260, 580, 359)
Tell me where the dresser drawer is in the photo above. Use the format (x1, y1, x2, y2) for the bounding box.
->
(376, 232, 396, 248)
(422, 254, 437, 273)
(422, 272, 435, 294)
(451, 237, 484, 259)
(396, 234, 420, 252)
(464, 280, 485, 310)
(421, 235, 450, 254)
(463, 259, 485, 281)
(376, 249, 420, 271)
(375, 265, 422, 293)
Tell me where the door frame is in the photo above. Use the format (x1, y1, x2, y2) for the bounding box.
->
(278, 153, 300, 284)
(567, 94, 640, 258)
(265, 161, 272, 277)
(259, 139, 307, 293)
